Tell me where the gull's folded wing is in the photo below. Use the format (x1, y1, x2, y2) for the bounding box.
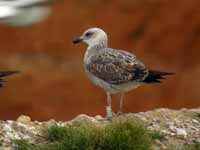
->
(86, 48, 149, 85)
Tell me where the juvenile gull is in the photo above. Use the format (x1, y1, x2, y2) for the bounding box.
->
(0, 0, 55, 26)
(73, 28, 174, 118)
(0, 71, 19, 87)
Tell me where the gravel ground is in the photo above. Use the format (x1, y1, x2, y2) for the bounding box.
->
(0, 108, 199, 150)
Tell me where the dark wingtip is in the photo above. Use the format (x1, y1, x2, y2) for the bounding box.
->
(0, 71, 19, 88)
(162, 72, 175, 76)
(144, 70, 174, 83)
(0, 71, 20, 77)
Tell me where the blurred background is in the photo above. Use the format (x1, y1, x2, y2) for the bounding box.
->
(0, 0, 199, 121)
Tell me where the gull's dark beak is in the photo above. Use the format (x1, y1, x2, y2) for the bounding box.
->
(72, 37, 83, 44)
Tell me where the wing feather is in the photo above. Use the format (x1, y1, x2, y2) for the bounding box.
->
(86, 48, 149, 85)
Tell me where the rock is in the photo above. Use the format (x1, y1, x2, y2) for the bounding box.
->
(16, 115, 31, 124)
(192, 119, 199, 124)
(176, 128, 187, 137)
(0, 108, 199, 149)
(161, 145, 167, 149)
(95, 115, 104, 121)
(70, 114, 99, 124)
(155, 139, 162, 145)
(169, 125, 176, 131)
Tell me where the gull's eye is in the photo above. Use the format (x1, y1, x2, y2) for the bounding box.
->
(85, 32, 93, 37)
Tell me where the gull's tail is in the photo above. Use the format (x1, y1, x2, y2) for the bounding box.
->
(143, 70, 174, 83)
(0, 71, 19, 87)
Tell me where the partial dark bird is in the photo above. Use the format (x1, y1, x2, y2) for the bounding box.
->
(0, 71, 19, 87)
(0, 0, 57, 26)
(73, 28, 174, 119)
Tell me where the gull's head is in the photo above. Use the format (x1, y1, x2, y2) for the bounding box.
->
(73, 28, 108, 47)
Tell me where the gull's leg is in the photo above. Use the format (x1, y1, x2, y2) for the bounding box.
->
(106, 92, 113, 119)
(117, 93, 124, 115)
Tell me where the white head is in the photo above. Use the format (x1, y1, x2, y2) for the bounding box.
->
(73, 28, 108, 48)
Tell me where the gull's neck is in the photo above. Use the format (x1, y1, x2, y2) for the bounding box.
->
(88, 41, 107, 51)
(87, 35, 108, 50)
(84, 41, 107, 63)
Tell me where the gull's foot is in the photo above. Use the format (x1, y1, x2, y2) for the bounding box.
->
(117, 111, 123, 116)
(106, 115, 113, 121)
(106, 112, 118, 121)
(106, 111, 113, 121)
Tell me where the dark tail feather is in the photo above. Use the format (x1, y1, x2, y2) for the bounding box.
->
(143, 70, 174, 83)
(0, 71, 19, 87)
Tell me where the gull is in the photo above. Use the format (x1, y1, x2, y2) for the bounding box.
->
(0, 0, 55, 26)
(0, 70, 19, 87)
(73, 28, 174, 119)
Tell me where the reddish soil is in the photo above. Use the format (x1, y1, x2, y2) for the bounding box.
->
(0, 0, 199, 120)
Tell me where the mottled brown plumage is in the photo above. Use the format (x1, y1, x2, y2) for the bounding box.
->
(86, 48, 148, 85)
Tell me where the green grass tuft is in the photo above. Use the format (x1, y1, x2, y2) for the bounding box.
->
(187, 142, 200, 150)
(194, 143, 200, 150)
(14, 119, 153, 150)
(170, 142, 200, 150)
(100, 120, 152, 150)
(14, 139, 33, 150)
(148, 130, 165, 141)
(47, 125, 69, 142)
(52, 124, 96, 150)
(197, 113, 200, 119)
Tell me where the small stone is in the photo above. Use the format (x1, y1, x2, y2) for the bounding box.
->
(192, 119, 199, 124)
(191, 126, 199, 131)
(161, 130, 170, 134)
(155, 139, 162, 145)
(16, 115, 31, 124)
(151, 124, 160, 130)
(161, 145, 167, 149)
(169, 125, 176, 131)
(95, 115, 103, 120)
(196, 138, 200, 143)
(170, 132, 176, 136)
(140, 117, 147, 122)
(71, 114, 98, 124)
(167, 122, 175, 126)
(176, 128, 187, 136)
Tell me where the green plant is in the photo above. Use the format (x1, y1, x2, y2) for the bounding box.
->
(194, 143, 200, 150)
(148, 130, 165, 141)
(170, 142, 200, 150)
(100, 120, 152, 150)
(14, 119, 153, 150)
(14, 139, 34, 150)
(189, 142, 200, 150)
